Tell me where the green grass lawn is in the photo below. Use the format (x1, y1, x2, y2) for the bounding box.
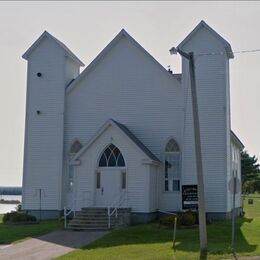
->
(58, 194, 260, 260)
(0, 214, 63, 244)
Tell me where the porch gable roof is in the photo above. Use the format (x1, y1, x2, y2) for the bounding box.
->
(72, 119, 161, 163)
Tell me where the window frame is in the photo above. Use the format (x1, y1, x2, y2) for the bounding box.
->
(163, 138, 181, 193)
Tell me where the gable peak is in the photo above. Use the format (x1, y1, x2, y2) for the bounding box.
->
(177, 20, 234, 59)
(22, 30, 84, 66)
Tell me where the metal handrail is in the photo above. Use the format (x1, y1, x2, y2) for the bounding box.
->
(64, 199, 76, 228)
(158, 210, 177, 248)
(107, 191, 127, 228)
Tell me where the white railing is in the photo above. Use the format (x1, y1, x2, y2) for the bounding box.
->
(107, 191, 128, 229)
(64, 199, 76, 228)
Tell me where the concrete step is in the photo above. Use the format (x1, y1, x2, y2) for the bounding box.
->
(73, 215, 121, 219)
(81, 208, 131, 213)
(69, 220, 119, 225)
(67, 226, 112, 231)
(66, 207, 131, 230)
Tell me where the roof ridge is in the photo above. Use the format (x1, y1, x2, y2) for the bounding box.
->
(66, 29, 180, 94)
(22, 31, 84, 66)
(177, 20, 234, 59)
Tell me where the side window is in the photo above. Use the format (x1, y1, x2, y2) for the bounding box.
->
(164, 139, 181, 192)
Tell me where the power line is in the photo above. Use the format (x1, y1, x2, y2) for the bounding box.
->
(195, 48, 260, 57)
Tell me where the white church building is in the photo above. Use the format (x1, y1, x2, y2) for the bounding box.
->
(22, 21, 244, 223)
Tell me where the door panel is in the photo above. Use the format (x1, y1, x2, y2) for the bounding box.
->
(95, 169, 121, 206)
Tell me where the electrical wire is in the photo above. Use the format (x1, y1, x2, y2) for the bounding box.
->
(195, 48, 260, 57)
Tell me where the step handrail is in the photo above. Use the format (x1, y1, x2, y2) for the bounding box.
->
(107, 191, 127, 228)
(64, 199, 76, 228)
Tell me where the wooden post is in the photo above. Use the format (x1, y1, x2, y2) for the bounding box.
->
(189, 52, 208, 251)
(169, 47, 208, 251)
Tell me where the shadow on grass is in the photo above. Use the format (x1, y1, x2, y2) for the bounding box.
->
(0, 219, 63, 244)
(173, 217, 257, 258)
(72, 216, 257, 258)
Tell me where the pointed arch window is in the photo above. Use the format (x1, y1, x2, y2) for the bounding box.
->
(164, 139, 181, 192)
(99, 144, 125, 167)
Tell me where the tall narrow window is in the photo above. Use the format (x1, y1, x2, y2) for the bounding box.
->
(164, 139, 181, 192)
(98, 144, 125, 167)
(96, 171, 101, 189)
(122, 171, 126, 189)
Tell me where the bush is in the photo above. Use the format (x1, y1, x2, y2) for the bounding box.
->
(177, 211, 196, 226)
(159, 211, 197, 227)
(15, 203, 22, 212)
(159, 216, 176, 227)
(3, 211, 36, 224)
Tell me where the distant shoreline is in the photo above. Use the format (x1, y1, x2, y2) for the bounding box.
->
(0, 199, 20, 204)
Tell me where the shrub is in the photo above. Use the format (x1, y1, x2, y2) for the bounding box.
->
(159, 216, 176, 227)
(159, 211, 197, 227)
(177, 211, 196, 226)
(15, 203, 22, 212)
(3, 211, 36, 224)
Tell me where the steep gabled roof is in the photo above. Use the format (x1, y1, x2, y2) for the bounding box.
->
(177, 20, 234, 59)
(66, 29, 179, 94)
(22, 31, 84, 66)
(111, 120, 160, 162)
(72, 119, 161, 163)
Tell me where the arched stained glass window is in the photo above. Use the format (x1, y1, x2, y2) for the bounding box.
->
(99, 144, 125, 167)
(164, 139, 181, 192)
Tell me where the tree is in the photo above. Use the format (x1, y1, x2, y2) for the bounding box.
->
(241, 150, 260, 194)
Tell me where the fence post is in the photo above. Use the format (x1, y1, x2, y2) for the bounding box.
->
(173, 216, 177, 248)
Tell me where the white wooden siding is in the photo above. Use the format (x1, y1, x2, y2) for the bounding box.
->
(180, 26, 231, 212)
(63, 35, 183, 211)
(22, 38, 77, 210)
(23, 26, 235, 215)
(148, 166, 159, 212)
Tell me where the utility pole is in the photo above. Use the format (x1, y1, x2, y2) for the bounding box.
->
(170, 47, 208, 251)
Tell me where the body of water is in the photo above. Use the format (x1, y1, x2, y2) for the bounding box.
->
(0, 195, 22, 214)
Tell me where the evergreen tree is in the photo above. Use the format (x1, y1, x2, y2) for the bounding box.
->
(241, 150, 260, 193)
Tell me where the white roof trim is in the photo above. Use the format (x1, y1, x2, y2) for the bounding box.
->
(72, 119, 160, 162)
(66, 29, 180, 94)
(22, 31, 84, 66)
(177, 20, 234, 59)
(231, 130, 244, 150)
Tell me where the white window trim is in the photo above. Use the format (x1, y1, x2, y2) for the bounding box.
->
(163, 139, 181, 192)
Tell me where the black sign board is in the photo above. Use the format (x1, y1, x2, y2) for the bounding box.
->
(182, 185, 198, 210)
